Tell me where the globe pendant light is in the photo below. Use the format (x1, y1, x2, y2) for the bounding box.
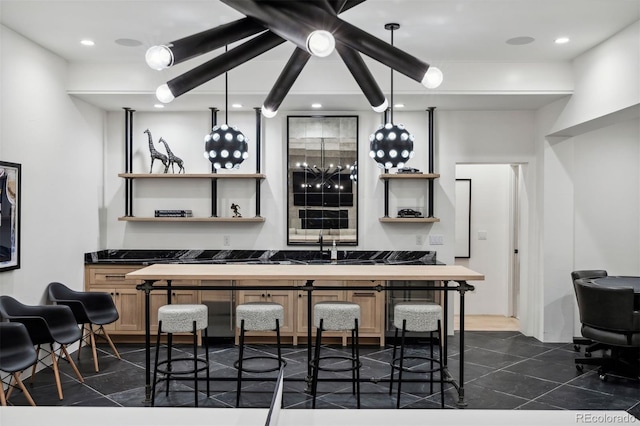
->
(203, 47, 248, 170)
(369, 23, 415, 170)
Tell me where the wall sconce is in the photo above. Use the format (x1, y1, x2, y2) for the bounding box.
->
(144, 1, 442, 118)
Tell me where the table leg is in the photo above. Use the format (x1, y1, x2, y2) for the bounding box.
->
(457, 281, 469, 407)
(141, 280, 153, 404)
(305, 280, 313, 392)
(442, 280, 448, 367)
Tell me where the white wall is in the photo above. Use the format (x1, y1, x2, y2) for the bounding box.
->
(573, 119, 640, 273)
(455, 164, 513, 316)
(0, 26, 104, 302)
(530, 19, 640, 342)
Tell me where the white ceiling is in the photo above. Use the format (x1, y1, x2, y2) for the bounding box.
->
(2, 0, 639, 112)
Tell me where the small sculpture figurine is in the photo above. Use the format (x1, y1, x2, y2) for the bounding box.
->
(231, 203, 242, 218)
(158, 138, 185, 173)
(144, 129, 169, 173)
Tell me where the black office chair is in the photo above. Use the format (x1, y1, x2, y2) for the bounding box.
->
(0, 322, 38, 406)
(0, 296, 84, 400)
(571, 270, 608, 353)
(47, 282, 121, 372)
(573, 278, 640, 380)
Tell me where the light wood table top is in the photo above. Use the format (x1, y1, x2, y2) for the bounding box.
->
(127, 263, 484, 282)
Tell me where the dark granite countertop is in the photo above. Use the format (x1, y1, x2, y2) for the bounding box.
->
(85, 249, 440, 265)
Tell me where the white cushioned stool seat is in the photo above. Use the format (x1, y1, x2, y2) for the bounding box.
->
(394, 302, 442, 332)
(314, 301, 360, 331)
(236, 302, 284, 331)
(158, 304, 208, 334)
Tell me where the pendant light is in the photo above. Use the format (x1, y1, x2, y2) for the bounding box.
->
(369, 23, 415, 170)
(203, 46, 249, 170)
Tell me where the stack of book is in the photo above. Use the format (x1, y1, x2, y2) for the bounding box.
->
(154, 209, 193, 218)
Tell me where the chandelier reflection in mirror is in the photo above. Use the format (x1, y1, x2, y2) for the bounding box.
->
(297, 161, 352, 192)
(144, 0, 442, 118)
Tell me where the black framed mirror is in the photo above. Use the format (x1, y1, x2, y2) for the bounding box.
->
(287, 115, 358, 246)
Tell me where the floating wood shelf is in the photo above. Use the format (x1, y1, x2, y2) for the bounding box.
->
(118, 216, 266, 223)
(379, 217, 440, 223)
(118, 173, 266, 179)
(379, 173, 440, 179)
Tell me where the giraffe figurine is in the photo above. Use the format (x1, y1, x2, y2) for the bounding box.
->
(158, 137, 185, 174)
(143, 129, 169, 173)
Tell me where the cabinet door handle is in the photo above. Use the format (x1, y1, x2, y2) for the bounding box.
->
(261, 293, 266, 298)
(298, 294, 302, 298)
(352, 292, 374, 297)
(115, 292, 120, 296)
(267, 293, 271, 298)
(105, 275, 126, 280)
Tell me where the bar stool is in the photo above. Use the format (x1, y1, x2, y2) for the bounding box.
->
(235, 302, 287, 407)
(152, 304, 210, 407)
(389, 302, 444, 408)
(310, 301, 361, 409)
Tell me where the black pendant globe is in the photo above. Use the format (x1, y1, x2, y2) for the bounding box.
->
(369, 123, 415, 170)
(204, 124, 249, 170)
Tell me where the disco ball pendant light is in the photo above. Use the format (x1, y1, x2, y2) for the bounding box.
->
(369, 23, 415, 170)
(203, 48, 248, 170)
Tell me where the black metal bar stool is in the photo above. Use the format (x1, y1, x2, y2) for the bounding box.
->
(152, 304, 210, 407)
(235, 302, 287, 407)
(310, 301, 362, 409)
(389, 301, 444, 408)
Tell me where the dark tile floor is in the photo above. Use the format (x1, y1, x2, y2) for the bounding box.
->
(4, 331, 639, 419)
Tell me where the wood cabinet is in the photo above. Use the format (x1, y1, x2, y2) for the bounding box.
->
(85, 266, 143, 334)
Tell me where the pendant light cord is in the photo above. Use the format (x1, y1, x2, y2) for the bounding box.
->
(225, 44, 229, 124)
(390, 27, 394, 124)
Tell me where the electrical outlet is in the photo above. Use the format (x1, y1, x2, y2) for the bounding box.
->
(429, 234, 444, 245)
(223, 235, 231, 246)
(416, 235, 424, 245)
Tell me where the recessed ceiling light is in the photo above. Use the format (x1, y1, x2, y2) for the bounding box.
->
(231, 103, 243, 108)
(555, 37, 570, 44)
(394, 103, 405, 108)
(80, 39, 95, 46)
(115, 38, 143, 47)
(505, 36, 535, 46)
(153, 104, 165, 109)
(311, 103, 322, 108)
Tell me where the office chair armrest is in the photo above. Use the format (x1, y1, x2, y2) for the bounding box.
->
(633, 311, 640, 331)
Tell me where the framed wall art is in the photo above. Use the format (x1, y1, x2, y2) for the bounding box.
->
(455, 178, 471, 258)
(0, 161, 21, 271)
